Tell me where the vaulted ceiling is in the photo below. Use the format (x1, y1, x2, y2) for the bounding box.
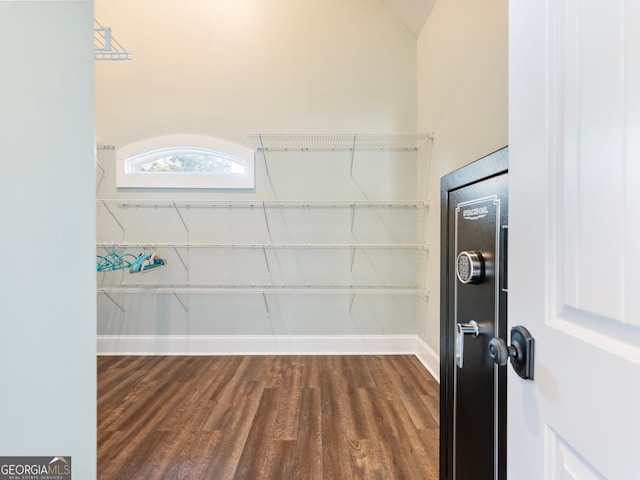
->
(381, 0, 436, 35)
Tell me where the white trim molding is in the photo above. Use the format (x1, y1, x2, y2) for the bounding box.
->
(116, 134, 255, 189)
(98, 334, 417, 355)
(97, 335, 440, 383)
(414, 335, 440, 383)
(98, 335, 428, 356)
(98, 335, 440, 383)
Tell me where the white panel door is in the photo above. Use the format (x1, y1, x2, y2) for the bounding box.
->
(509, 0, 640, 478)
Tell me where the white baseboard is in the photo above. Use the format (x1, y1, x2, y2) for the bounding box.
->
(97, 334, 441, 383)
(98, 334, 417, 355)
(414, 336, 440, 383)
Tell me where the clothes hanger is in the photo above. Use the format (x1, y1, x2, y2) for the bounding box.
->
(129, 247, 167, 273)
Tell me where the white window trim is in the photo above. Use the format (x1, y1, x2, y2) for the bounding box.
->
(116, 134, 255, 189)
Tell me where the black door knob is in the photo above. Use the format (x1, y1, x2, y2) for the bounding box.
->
(488, 337, 514, 366)
(488, 326, 535, 380)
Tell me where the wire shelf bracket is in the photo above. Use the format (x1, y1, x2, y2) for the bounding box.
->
(349, 134, 357, 177)
(95, 156, 107, 178)
(173, 292, 189, 313)
(172, 246, 189, 273)
(95, 20, 132, 61)
(172, 201, 189, 235)
(100, 291, 125, 313)
(349, 293, 357, 314)
(101, 200, 126, 238)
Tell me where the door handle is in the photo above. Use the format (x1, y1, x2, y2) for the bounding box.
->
(456, 320, 479, 368)
(488, 326, 535, 380)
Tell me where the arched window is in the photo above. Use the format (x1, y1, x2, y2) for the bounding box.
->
(116, 134, 255, 189)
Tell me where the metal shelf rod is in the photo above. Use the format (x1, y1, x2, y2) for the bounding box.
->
(96, 242, 428, 250)
(247, 133, 433, 152)
(97, 285, 428, 295)
(100, 199, 426, 209)
(256, 147, 420, 153)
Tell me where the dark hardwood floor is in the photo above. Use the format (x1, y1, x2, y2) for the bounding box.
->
(98, 355, 439, 479)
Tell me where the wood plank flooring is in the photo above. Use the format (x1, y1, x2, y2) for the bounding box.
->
(98, 355, 439, 479)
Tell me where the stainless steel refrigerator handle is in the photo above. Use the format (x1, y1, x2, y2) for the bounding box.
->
(456, 320, 479, 368)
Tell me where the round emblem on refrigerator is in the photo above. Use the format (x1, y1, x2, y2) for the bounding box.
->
(456, 250, 484, 284)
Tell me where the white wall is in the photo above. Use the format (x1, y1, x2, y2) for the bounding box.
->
(95, 0, 425, 352)
(96, 144, 424, 345)
(0, 1, 95, 477)
(96, 0, 418, 148)
(417, 0, 508, 353)
(96, 0, 508, 358)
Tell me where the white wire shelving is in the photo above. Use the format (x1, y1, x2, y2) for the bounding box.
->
(97, 284, 429, 315)
(97, 285, 428, 295)
(96, 133, 432, 317)
(97, 242, 427, 250)
(247, 133, 433, 178)
(247, 133, 433, 152)
(97, 198, 427, 239)
(94, 20, 132, 61)
(110, 199, 425, 208)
